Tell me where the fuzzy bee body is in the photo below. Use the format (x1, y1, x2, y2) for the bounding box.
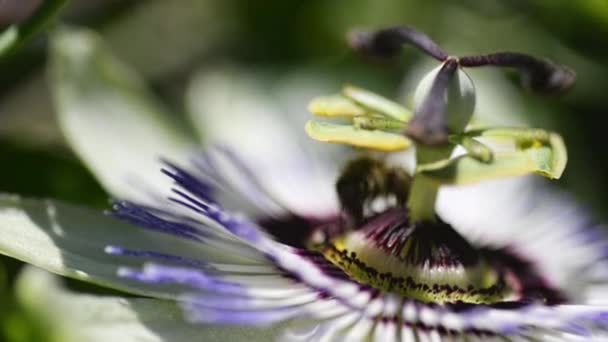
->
(336, 156, 412, 224)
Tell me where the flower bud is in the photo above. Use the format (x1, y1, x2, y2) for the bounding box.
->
(413, 63, 476, 135)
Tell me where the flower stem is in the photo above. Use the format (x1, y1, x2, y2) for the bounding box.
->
(407, 176, 439, 222)
(0, 0, 70, 60)
(407, 144, 453, 222)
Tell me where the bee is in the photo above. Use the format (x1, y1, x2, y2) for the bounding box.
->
(336, 156, 412, 225)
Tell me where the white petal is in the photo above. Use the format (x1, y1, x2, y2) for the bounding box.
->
(49, 27, 194, 204)
(0, 194, 265, 298)
(16, 266, 281, 342)
(437, 176, 608, 300)
(185, 67, 340, 217)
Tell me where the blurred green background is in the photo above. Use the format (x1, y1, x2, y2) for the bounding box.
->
(1, 0, 607, 340)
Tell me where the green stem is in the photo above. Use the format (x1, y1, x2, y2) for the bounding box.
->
(407, 175, 439, 222)
(0, 0, 71, 60)
(407, 144, 454, 222)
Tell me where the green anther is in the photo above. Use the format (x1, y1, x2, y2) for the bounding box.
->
(449, 135, 493, 163)
(465, 127, 550, 143)
(342, 85, 412, 122)
(352, 115, 407, 131)
(462, 127, 567, 178)
(308, 94, 366, 118)
(305, 120, 412, 151)
(417, 145, 564, 185)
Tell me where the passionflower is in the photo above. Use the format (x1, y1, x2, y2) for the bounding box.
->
(105, 151, 608, 340)
(102, 27, 608, 341)
(1, 26, 607, 341)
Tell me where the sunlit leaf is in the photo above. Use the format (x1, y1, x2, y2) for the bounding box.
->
(305, 120, 412, 151)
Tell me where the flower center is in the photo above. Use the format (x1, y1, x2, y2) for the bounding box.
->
(309, 209, 516, 304)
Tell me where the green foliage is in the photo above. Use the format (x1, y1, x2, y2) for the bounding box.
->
(0, 141, 107, 208)
(0, 0, 70, 60)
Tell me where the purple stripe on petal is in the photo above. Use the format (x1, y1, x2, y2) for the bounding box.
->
(105, 245, 210, 269)
(591, 312, 608, 330)
(203, 206, 263, 243)
(190, 148, 287, 217)
(167, 198, 206, 215)
(171, 188, 211, 211)
(110, 201, 205, 241)
(562, 322, 591, 337)
(107, 245, 274, 274)
(117, 264, 245, 294)
(161, 160, 216, 204)
(217, 217, 262, 242)
(165, 185, 264, 243)
(496, 324, 523, 336)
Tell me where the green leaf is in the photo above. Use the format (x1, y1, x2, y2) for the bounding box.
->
(305, 120, 412, 151)
(13, 267, 281, 342)
(0, 27, 18, 56)
(342, 85, 412, 122)
(48, 26, 195, 204)
(0, 0, 70, 59)
(0, 195, 261, 299)
(0, 141, 107, 208)
(418, 146, 563, 185)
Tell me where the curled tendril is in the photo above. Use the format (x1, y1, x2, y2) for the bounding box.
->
(459, 53, 576, 95)
(348, 26, 448, 62)
(349, 25, 576, 96)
